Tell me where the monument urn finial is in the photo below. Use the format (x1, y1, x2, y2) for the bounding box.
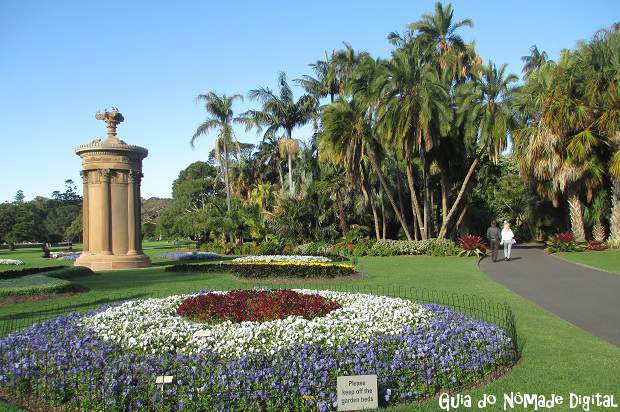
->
(96, 107, 124, 142)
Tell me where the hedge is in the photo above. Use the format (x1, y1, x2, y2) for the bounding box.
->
(166, 262, 356, 278)
(0, 265, 94, 281)
(0, 274, 73, 297)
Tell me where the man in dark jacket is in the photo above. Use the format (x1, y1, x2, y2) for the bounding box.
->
(486, 221, 501, 262)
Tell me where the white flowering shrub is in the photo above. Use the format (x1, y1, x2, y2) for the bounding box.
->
(232, 255, 332, 263)
(0, 259, 24, 266)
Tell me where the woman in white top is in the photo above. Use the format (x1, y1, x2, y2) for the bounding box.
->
(500, 221, 515, 261)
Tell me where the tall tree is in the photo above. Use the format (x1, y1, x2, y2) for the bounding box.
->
(438, 62, 517, 238)
(191, 92, 243, 212)
(521, 45, 549, 78)
(240, 72, 315, 196)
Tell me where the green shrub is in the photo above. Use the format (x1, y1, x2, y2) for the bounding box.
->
(0, 275, 73, 297)
(427, 239, 461, 256)
(166, 262, 356, 278)
(368, 239, 459, 256)
(545, 233, 583, 253)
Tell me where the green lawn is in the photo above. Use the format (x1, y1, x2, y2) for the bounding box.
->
(1, 243, 619, 411)
(557, 249, 620, 274)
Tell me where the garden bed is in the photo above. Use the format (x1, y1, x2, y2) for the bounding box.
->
(166, 261, 357, 278)
(0, 289, 518, 411)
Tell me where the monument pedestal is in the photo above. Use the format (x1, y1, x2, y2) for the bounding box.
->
(75, 108, 151, 271)
(74, 253, 151, 271)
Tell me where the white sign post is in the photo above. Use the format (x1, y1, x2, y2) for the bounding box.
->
(336, 375, 378, 411)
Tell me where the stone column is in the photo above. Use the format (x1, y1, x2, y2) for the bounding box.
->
(80, 171, 89, 252)
(100, 169, 112, 255)
(127, 170, 137, 255)
(135, 172, 143, 253)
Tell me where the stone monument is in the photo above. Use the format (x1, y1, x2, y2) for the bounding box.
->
(74, 108, 151, 270)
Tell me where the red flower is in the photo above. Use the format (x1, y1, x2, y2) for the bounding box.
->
(177, 290, 341, 324)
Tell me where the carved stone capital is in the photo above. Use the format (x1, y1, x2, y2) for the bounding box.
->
(100, 168, 112, 182)
(128, 170, 143, 183)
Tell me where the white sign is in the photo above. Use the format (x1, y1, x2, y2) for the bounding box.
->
(155, 375, 173, 385)
(337, 375, 378, 411)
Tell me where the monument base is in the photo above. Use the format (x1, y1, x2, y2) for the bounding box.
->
(75, 252, 151, 271)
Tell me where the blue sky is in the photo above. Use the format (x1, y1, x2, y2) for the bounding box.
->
(0, 0, 618, 202)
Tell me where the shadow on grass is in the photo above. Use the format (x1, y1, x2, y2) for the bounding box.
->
(0, 292, 150, 321)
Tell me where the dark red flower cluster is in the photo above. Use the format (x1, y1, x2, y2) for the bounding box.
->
(458, 235, 487, 252)
(177, 289, 341, 323)
(554, 232, 575, 243)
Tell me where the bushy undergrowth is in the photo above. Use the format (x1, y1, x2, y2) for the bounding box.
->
(545, 233, 584, 253)
(368, 239, 460, 257)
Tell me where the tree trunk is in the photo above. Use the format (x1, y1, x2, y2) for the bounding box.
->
(567, 193, 586, 242)
(406, 164, 426, 240)
(395, 172, 409, 230)
(438, 157, 479, 239)
(368, 153, 413, 240)
(287, 150, 294, 196)
(440, 169, 449, 224)
(420, 151, 431, 240)
(361, 180, 381, 240)
(609, 180, 620, 241)
(335, 190, 347, 236)
(455, 203, 468, 234)
(277, 163, 284, 193)
(222, 140, 232, 213)
(381, 194, 387, 239)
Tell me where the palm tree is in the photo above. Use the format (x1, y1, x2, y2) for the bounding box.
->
(408, 2, 473, 63)
(378, 44, 451, 239)
(521, 45, 549, 77)
(191, 92, 243, 212)
(320, 98, 413, 240)
(295, 52, 339, 103)
(437, 62, 517, 238)
(239, 72, 315, 196)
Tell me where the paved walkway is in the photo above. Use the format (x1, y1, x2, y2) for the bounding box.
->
(479, 245, 620, 347)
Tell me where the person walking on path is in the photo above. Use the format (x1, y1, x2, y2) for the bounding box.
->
(486, 221, 501, 262)
(500, 221, 515, 261)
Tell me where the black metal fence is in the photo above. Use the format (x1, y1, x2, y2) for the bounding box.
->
(0, 285, 520, 411)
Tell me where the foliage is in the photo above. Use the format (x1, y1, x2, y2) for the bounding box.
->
(458, 235, 488, 257)
(0, 266, 68, 280)
(545, 233, 584, 253)
(584, 240, 609, 251)
(166, 261, 357, 278)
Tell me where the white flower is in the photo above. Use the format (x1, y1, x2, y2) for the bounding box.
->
(80, 290, 430, 359)
(232, 255, 332, 263)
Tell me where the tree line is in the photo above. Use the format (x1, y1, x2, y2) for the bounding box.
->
(157, 3, 619, 246)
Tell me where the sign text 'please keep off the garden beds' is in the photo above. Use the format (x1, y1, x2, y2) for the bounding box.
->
(337, 375, 378, 411)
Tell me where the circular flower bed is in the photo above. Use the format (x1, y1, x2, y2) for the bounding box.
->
(232, 255, 332, 263)
(0, 290, 516, 411)
(177, 289, 341, 323)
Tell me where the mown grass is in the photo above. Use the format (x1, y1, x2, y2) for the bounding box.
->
(556, 249, 620, 274)
(0, 243, 618, 411)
